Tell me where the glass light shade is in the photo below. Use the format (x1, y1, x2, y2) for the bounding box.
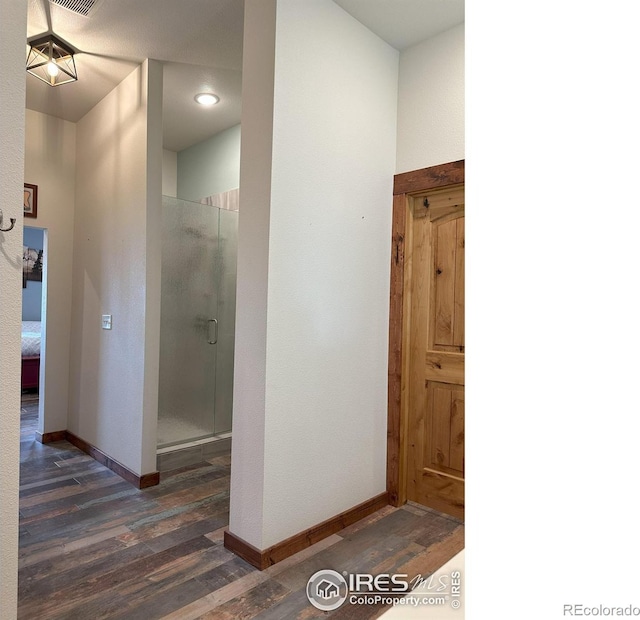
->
(46, 61, 60, 77)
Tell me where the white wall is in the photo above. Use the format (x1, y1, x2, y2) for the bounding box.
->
(143, 61, 164, 478)
(230, 0, 398, 549)
(396, 23, 464, 173)
(228, 0, 276, 549)
(162, 149, 177, 197)
(177, 123, 240, 202)
(69, 60, 162, 476)
(0, 0, 27, 614)
(24, 110, 77, 435)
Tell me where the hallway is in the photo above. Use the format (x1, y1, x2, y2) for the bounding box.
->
(18, 397, 464, 619)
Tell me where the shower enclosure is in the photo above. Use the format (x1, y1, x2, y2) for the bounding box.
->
(157, 196, 237, 468)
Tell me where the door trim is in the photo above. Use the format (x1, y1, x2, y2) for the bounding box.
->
(387, 159, 465, 506)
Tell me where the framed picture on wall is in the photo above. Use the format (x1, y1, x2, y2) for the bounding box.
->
(24, 183, 38, 218)
(23, 246, 44, 288)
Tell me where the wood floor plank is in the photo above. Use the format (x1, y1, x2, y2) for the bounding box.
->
(195, 555, 256, 592)
(19, 504, 81, 527)
(395, 526, 465, 579)
(19, 467, 116, 492)
(272, 532, 413, 594)
(143, 466, 229, 500)
(18, 536, 131, 584)
(87, 547, 232, 620)
(374, 505, 463, 550)
(155, 476, 230, 509)
(369, 540, 428, 577)
(207, 453, 231, 467)
(19, 476, 80, 499)
(19, 476, 129, 516)
(18, 538, 224, 619)
(401, 501, 462, 524)
(18, 395, 465, 620)
(270, 511, 419, 589)
(52, 542, 235, 620)
(144, 516, 230, 553)
(21, 493, 159, 543)
(412, 514, 461, 548)
(111, 577, 213, 620)
(18, 525, 132, 569)
(340, 508, 423, 545)
(18, 540, 155, 602)
(19, 451, 104, 484)
(117, 497, 228, 547)
(247, 588, 326, 620)
(204, 525, 227, 543)
(160, 571, 271, 620)
(197, 579, 291, 620)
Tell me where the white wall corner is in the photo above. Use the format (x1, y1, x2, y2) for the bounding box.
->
(396, 22, 465, 174)
(228, 0, 278, 550)
(142, 59, 163, 474)
(232, 0, 397, 551)
(71, 61, 155, 476)
(0, 0, 28, 614)
(162, 149, 178, 198)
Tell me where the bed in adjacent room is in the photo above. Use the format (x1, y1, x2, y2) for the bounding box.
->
(21, 320, 41, 391)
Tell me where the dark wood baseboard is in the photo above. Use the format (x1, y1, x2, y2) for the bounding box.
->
(224, 531, 264, 569)
(224, 491, 389, 570)
(36, 430, 67, 444)
(62, 431, 159, 489)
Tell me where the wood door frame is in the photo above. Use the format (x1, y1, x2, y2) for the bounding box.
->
(387, 159, 465, 506)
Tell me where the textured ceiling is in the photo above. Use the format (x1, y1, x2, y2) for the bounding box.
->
(25, 0, 464, 153)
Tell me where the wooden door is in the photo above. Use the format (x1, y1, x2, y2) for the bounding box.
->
(404, 184, 464, 519)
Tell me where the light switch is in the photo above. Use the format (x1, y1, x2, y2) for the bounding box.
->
(102, 314, 112, 330)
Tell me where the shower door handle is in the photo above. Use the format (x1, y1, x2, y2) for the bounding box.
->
(208, 319, 218, 345)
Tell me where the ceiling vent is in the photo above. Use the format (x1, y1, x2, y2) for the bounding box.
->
(48, 0, 105, 18)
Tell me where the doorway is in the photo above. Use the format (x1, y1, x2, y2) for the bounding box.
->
(387, 160, 465, 519)
(21, 226, 47, 436)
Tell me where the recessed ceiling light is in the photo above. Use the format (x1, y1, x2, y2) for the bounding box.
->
(194, 93, 219, 106)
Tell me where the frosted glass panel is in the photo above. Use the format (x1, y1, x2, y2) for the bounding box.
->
(158, 197, 219, 448)
(214, 208, 238, 434)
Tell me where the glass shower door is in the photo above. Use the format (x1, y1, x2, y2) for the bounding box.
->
(158, 196, 220, 448)
(213, 207, 237, 435)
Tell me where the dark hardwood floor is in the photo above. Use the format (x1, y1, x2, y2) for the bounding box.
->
(18, 395, 464, 619)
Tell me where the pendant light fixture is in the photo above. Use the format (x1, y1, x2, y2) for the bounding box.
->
(26, 34, 78, 87)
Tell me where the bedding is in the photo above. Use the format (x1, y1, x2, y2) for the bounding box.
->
(21, 321, 41, 357)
